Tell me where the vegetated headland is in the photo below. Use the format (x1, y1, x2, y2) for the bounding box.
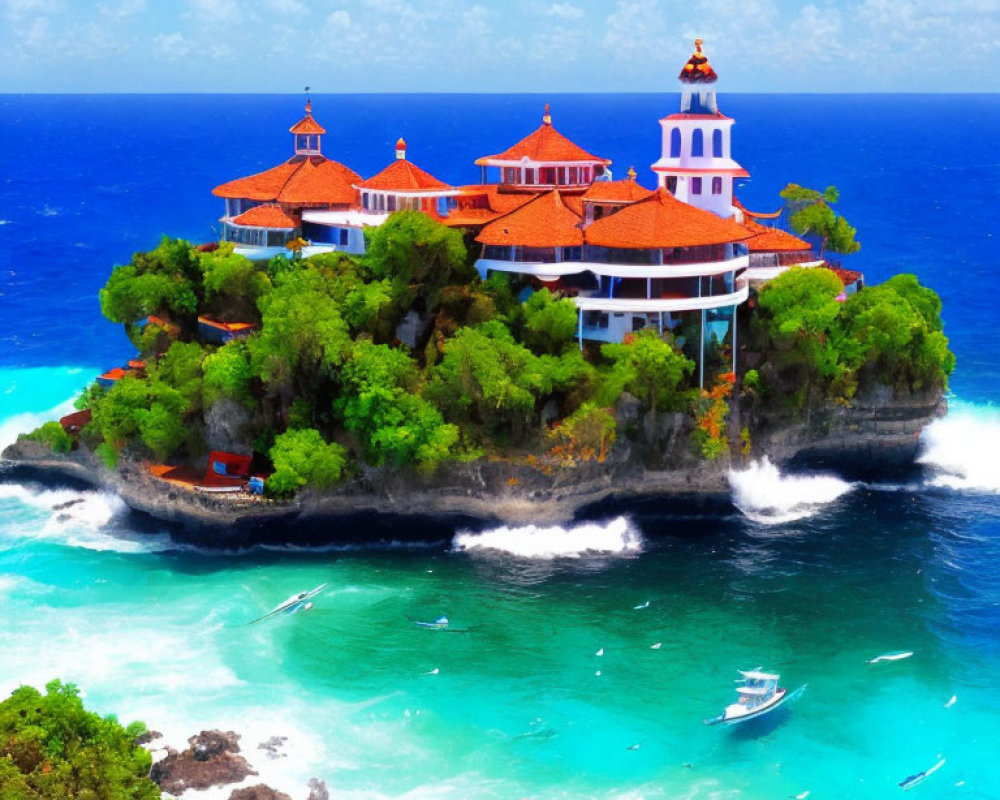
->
(2, 207, 953, 546)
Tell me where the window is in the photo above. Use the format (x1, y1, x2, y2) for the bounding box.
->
(670, 128, 681, 158)
(387, 195, 396, 211)
(712, 129, 724, 158)
(712, 177, 722, 195)
(525, 168, 535, 184)
(503, 167, 518, 183)
(692, 129, 704, 158)
(569, 167, 578, 184)
(362, 193, 369, 210)
(691, 177, 703, 195)
(339, 229, 349, 246)
(666, 176, 678, 194)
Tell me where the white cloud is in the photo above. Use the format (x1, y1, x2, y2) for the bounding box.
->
(258, 0, 303, 13)
(2, 0, 61, 20)
(98, 0, 144, 21)
(187, 0, 241, 24)
(547, 2, 583, 20)
(153, 31, 192, 60)
(603, 0, 671, 63)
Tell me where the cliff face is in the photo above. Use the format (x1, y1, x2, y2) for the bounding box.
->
(1, 386, 946, 546)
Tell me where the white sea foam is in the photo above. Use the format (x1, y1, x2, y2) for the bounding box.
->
(918, 402, 1000, 493)
(0, 483, 171, 553)
(452, 516, 642, 559)
(0, 396, 77, 449)
(729, 457, 855, 524)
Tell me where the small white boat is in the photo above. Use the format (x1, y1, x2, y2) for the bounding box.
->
(705, 669, 788, 725)
(249, 583, 327, 624)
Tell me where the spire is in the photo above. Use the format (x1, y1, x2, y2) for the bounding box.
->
(542, 102, 552, 126)
(679, 38, 718, 84)
(305, 85, 311, 113)
(627, 166, 637, 181)
(395, 137, 407, 160)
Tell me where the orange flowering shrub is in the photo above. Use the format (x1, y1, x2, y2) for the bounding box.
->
(692, 373, 734, 460)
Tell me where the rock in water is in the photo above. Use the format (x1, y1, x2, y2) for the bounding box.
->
(308, 778, 330, 800)
(150, 730, 257, 794)
(228, 786, 292, 800)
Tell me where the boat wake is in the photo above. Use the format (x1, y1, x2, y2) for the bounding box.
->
(452, 516, 642, 559)
(728, 458, 855, 524)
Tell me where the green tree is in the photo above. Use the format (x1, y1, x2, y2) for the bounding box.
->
(267, 428, 348, 496)
(363, 211, 472, 312)
(0, 679, 159, 800)
(336, 341, 459, 467)
(520, 288, 578, 355)
(780, 183, 861, 257)
(426, 320, 553, 441)
(842, 278, 954, 392)
(600, 330, 694, 416)
(155, 340, 206, 412)
(248, 269, 351, 397)
(753, 266, 851, 404)
(18, 421, 73, 454)
(202, 340, 255, 407)
(99, 237, 202, 325)
(90, 375, 190, 461)
(199, 244, 271, 313)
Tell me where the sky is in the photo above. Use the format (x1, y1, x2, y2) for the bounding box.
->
(1, 0, 999, 93)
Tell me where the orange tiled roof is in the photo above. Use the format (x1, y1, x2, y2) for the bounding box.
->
(359, 158, 450, 192)
(443, 185, 536, 228)
(475, 105, 610, 166)
(585, 188, 753, 249)
(477, 190, 583, 248)
(582, 171, 653, 204)
(231, 204, 299, 229)
(679, 38, 717, 84)
(742, 217, 811, 252)
(213, 156, 361, 206)
(289, 100, 326, 135)
(734, 197, 782, 220)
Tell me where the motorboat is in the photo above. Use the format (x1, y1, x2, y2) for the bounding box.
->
(705, 669, 788, 725)
(249, 583, 327, 624)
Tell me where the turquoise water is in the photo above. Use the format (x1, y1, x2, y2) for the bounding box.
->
(3, 368, 1000, 799)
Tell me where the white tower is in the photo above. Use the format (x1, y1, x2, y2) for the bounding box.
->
(651, 39, 748, 219)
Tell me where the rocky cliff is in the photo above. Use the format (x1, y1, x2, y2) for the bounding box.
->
(1, 386, 946, 548)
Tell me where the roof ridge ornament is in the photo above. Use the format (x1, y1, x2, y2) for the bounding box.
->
(679, 38, 718, 84)
(627, 166, 637, 181)
(542, 102, 552, 125)
(305, 85, 311, 114)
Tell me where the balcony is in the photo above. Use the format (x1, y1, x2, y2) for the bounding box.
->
(574, 276, 749, 314)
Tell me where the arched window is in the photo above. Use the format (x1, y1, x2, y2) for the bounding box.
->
(712, 129, 723, 158)
(692, 129, 704, 158)
(670, 128, 681, 158)
(712, 177, 723, 195)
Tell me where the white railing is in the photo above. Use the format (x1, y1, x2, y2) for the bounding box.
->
(574, 277, 749, 314)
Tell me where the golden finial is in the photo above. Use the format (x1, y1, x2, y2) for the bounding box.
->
(694, 38, 703, 54)
(304, 85, 311, 113)
(542, 102, 552, 125)
(627, 166, 637, 181)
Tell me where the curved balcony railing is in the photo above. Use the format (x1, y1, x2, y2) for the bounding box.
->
(475, 253, 749, 279)
(574, 277, 749, 314)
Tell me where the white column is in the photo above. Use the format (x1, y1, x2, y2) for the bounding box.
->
(699, 309, 706, 390)
(731, 304, 737, 374)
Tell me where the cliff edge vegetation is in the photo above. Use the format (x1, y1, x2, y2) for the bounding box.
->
(15, 209, 953, 499)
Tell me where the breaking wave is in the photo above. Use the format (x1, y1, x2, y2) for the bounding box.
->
(729, 457, 856, 524)
(0, 483, 170, 553)
(452, 516, 642, 558)
(918, 401, 1000, 493)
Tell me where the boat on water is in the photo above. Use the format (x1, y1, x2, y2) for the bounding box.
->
(249, 583, 327, 624)
(705, 670, 788, 725)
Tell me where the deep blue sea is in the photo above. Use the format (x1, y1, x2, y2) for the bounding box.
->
(1, 95, 1000, 799)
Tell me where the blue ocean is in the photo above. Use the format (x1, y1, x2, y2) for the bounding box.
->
(1, 94, 1000, 799)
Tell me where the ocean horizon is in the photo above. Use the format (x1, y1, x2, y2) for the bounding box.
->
(2, 92, 1000, 799)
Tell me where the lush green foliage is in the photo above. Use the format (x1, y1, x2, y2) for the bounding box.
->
(85, 212, 952, 485)
(336, 341, 459, 467)
(268, 428, 347, 496)
(600, 330, 694, 415)
(780, 184, 860, 257)
(751, 267, 953, 406)
(99, 237, 202, 325)
(0, 680, 159, 800)
(18, 421, 73, 454)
